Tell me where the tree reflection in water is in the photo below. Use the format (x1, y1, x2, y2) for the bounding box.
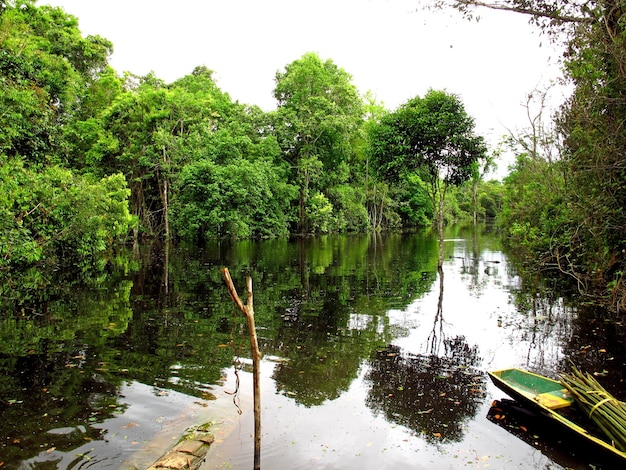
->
(365, 266, 486, 443)
(427, 266, 446, 356)
(365, 341, 486, 443)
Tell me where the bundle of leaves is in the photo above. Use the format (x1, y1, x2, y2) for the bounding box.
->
(560, 366, 626, 452)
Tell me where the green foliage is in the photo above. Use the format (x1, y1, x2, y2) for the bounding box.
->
(370, 90, 486, 187)
(1, 1, 509, 256)
(368, 89, 486, 238)
(273, 52, 364, 233)
(366, 181, 402, 231)
(435, 0, 626, 308)
(498, 154, 568, 260)
(456, 179, 504, 219)
(0, 1, 112, 164)
(478, 180, 504, 218)
(0, 158, 133, 270)
(556, 1, 626, 302)
(306, 192, 335, 234)
(327, 184, 369, 232)
(395, 173, 434, 227)
(86, 66, 287, 240)
(172, 158, 297, 239)
(62, 66, 124, 166)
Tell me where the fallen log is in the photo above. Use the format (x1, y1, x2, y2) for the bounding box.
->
(147, 423, 214, 470)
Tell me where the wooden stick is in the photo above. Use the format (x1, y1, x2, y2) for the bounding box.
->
(222, 268, 261, 470)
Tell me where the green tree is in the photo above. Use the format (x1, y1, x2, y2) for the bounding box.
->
(0, 157, 133, 271)
(469, 150, 497, 223)
(556, 1, 626, 306)
(87, 66, 285, 241)
(432, 0, 626, 312)
(62, 66, 124, 168)
(273, 52, 363, 234)
(498, 87, 568, 265)
(87, 68, 231, 240)
(0, 0, 112, 164)
(361, 92, 404, 231)
(171, 158, 296, 239)
(369, 90, 487, 265)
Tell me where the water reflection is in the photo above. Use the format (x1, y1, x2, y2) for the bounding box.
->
(560, 306, 626, 396)
(1, 226, 625, 468)
(487, 398, 625, 469)
(365, 342, 485, 443)
(427, 266, 446, 355)
(364, 249, 488, 444)
(502, 274, 577, 376)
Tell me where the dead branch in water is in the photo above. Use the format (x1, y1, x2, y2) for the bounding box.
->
(222, 268, 261, 470)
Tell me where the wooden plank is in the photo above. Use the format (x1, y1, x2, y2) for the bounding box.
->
(535, 391, 573, 410)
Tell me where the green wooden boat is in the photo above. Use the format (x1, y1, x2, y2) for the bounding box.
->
(488, 368, 626, 463)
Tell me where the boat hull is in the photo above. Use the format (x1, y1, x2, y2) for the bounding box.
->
(488, 368, 626, 463)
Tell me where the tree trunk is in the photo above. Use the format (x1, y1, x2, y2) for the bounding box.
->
(160, 145, 170, 240)
(437, 191, 445, 268)
(298, 165, 310, 235)
(473, 178, 478, 225)
(161, 176, 169, 240)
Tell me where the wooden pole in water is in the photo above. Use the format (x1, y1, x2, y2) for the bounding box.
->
(222, 268, 261, 470)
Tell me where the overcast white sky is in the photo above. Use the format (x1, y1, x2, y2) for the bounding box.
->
(43, 0, 565, 175)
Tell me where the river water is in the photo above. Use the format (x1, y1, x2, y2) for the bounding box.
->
(1, 224, 624, 469)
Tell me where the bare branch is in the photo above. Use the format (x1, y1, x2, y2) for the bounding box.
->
(433, 0, 594, 25)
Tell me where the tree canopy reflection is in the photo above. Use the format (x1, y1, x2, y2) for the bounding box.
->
(365, 340, 486, 443)
(364, 247, 487, 444)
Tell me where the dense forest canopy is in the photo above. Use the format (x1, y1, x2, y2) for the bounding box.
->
(2, 0, 626, 313)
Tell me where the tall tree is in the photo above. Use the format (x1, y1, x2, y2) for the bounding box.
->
(87, 68, 231, 240)
(273, 52, 363, 234)
(370, 90, 487, 266)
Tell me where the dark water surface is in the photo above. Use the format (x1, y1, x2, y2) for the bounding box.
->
(1, 225, 625, 469)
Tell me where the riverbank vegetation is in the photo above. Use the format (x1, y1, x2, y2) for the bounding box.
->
(0, 1, 491, 256)
(2, 0, 626, 313)
(433, 0, 626, 312)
